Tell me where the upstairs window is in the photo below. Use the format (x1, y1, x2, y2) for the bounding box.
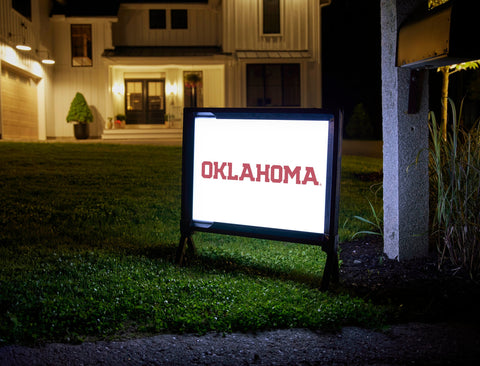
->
(262, 0, 281, 35)
(171, 9, 188, 29)
(71, 24, 92, 67)
(12, 0, 31, 20)
(149, 9, 166, 29)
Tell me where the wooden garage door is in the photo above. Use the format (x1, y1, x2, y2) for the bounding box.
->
(1, 65, 38, 140)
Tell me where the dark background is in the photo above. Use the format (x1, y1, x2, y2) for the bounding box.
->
(322, 0, 382, 140)
(321, 0, 480, 140)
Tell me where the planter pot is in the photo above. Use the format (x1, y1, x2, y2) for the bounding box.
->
(74, 123, 89, 140)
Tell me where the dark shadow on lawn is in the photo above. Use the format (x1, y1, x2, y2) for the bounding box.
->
(185, 251, 323, 289)
(123, 241, 325, 289)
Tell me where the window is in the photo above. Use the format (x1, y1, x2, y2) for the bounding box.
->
(247, 64, 300, 107)
(12, 0, 31, 20)
(149, 9, 166, 29)
(71, 25, 92, 67)
(263, 0, 281, 34)
(171, 9, 188, 29)
(149, 9, 188, 30)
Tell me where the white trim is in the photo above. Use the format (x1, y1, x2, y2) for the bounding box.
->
(102, 56, 230, 66)
(37, 78, 46, 140)
(50, 15, 118, 24)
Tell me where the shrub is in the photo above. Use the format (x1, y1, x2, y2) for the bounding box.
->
(345, 103, 374, 140)
(66, 92, 93, 124)
(429, 99, 480, 279)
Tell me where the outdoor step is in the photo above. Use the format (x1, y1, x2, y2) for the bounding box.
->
(102, 128, 182, 140)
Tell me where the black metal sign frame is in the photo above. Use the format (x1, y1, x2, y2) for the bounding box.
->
(177, 108, 342, 289)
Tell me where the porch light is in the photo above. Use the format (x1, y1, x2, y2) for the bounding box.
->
(112, 83, 125, 95)
(167, 82, 178, 95)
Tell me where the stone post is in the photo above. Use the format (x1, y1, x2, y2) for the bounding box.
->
(381, 0, 429, 260)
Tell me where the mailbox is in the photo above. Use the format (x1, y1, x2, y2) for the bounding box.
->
(397, 1, 480, 68)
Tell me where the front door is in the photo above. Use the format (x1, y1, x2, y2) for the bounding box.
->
(125, 79, 165, 124)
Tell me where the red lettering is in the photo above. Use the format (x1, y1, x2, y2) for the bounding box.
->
(214, 162, 227, 180)
(202, 161, 213, 178)
(256, 164, 270, 182)
(283, 166, 301, 184)
(239, 163, 255, 181)
(270, 165, 283, 183)
(227, 162, 238, 180)
(201, 161, 321, 187)
(302, 167, 320, 186)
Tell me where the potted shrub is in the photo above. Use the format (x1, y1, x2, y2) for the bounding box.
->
(66, 92, 93, 139)
(115, 114, 126, 128)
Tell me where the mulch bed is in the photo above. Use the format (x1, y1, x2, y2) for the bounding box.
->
(337, 236, 480, 323)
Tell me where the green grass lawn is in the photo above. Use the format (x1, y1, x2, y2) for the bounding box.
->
(0, 142, 383, 344)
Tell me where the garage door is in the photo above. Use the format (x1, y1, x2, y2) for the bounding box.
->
(1, 65, 38, 140)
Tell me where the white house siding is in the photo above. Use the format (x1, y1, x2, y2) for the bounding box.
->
(0, 0, 54, 140)
(223, 0, 312, 52)
(112, 4, 221, 47)
(50, 17, 115, 138)
(202, 67, 225, 107)
(221, 0, 324, 108)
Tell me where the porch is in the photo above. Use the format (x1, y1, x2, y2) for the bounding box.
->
(102, 124, 182, 144)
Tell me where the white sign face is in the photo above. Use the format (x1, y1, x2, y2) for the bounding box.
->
(192, 117, 330, 234)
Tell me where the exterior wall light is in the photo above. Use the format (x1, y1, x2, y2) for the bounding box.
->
(37, 50, 55, 65)
(167, 82, 178, 96)
(112, 83, 125, 95)
(15, 42, 31, 51)
(10, 23, 32, 51)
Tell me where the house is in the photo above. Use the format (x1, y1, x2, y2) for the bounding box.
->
(0, 0, 330, 141)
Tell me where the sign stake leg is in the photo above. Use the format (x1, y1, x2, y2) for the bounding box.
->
(321, 247, 339, 291)
(176, 235, 196, 265)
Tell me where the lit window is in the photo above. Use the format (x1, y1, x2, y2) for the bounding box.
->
(71, 24, 92, 67)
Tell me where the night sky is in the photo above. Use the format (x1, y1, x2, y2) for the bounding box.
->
(322, 0, 382, 139)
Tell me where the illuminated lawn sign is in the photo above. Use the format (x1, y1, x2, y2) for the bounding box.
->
(178, 108, 342, 288)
